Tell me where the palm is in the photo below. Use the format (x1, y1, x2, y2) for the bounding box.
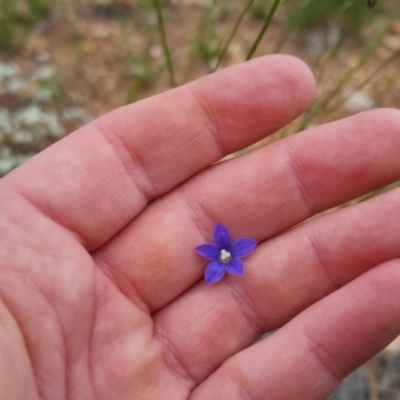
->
(1, 55, 400, 400)
(0, 228, 192, 399)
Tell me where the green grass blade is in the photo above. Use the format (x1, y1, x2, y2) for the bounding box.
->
(300, 5, 400, 130)
(151, 0, 177, 87)
(328, 47, 400, 113)
(246, 0, 281, 61)
(213, 0, 255, 71)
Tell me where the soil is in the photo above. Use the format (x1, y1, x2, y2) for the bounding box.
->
(2, 1, 400, 118)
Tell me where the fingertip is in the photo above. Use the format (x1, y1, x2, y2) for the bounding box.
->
(362, 258, 400, 296)
(190, 54, 316, 150)
(353, 108, 400, 136)
(243, 54, 316, 131)
(257, 54, 316, 110)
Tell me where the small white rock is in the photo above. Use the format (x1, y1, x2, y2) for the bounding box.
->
(344, 90, 376, 112)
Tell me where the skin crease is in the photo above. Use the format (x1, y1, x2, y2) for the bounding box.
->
(0, 55, 400, 400)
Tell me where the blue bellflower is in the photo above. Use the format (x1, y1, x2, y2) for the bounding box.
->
(195, 223, 257, 285)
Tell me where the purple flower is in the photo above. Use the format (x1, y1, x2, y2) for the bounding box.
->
(195, 223, 257, 285)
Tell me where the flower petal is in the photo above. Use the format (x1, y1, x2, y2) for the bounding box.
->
(195, 244, 219, 260)
(204, 260, 225, 285)
(213, 223, 231, 249)
(231, 238, 257, 258)
(225, 258, 244, 276)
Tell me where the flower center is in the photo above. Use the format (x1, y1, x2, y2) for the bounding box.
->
(219, 249, 232, 264)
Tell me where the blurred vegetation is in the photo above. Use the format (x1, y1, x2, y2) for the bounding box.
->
(0, 62, 92, 174)
(286, 0, 373, 33)
(0, 0, 399, 173)
(0, 0, 50, 51)
(120, 1, 162, 102)
(196, 0, 221, 72)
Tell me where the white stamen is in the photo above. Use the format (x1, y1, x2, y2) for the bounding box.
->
(220, 249, 231, 260)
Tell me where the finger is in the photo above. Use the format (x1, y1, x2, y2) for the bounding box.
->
(190, 259, 400, 400)
(152, 188, 400, 384)
(0, 55, 314, 250)
(95, 108, 400, 309)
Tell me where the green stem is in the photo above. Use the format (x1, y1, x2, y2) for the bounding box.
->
(300, 6, 400, 130)
(314, 33, 344, 85)
(152, 0, 177, 87)
(213, 0, 255, 71)
(246, 0, 281, 61)
(328, 47, 400, 113)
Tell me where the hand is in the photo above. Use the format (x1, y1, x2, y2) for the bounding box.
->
(1, 55, 400, 400)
